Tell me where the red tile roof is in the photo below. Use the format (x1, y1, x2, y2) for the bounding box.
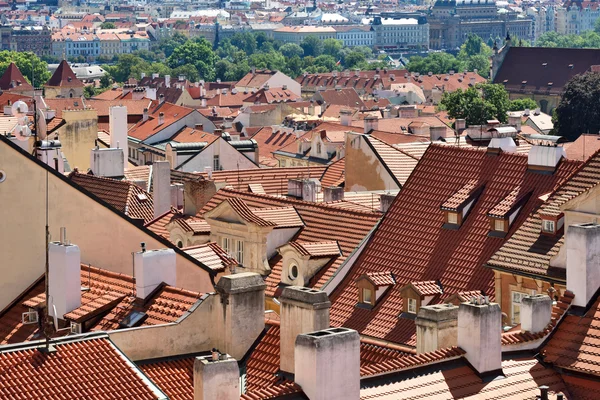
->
(328, 145, 581, 346)
(201, 189, 381, 297)
(362, 271, 396, 287)
(287, 241, 341, 258)
(69, 172, 155, 224)
(440, 179, 480, 210)
(183, 242, 238, 272)
(0, 62, 33, 92)
(0, 335, 163, 400)
(317, 88, 365, 108)
(320, 157, 345, 187)
(487, 186, 530, 218)
(128, 102, 195, 142)
(252, 206, 304, 228)
(407, 280, 443, 296)
(145, 209, 177, 238)
(139, 356, 194, 400)
(45, 60, 83, 88)
(250, 127, 298, 160)
(563, 374, 600, 400)
(227, 198, 277, 226)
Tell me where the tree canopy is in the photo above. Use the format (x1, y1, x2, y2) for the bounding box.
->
(554, 72, 600, 141)
(167, 38, 218, 81)
(0, 51, 50, 87)
(440, 83, 511, 125)
(536, 31, 600, 48)
(100, 22, 115, 29)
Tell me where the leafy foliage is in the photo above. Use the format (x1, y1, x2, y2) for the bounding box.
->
(536, 31, 600, 48)
(509, 98, 538, 111)
(555, 72, 600, 141)
(0, 51, 50, 86)
(441, 83, 511, 125)
(167, 38, 218, 81)
(100, 22, 116, 29)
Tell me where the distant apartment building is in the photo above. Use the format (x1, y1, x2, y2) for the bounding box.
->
(556, 1, 600, 35)
(0, 25, 52, 56)
(334, 25, 375, 47)
(428, 0, 532, 50)
(273, 26, 337, 44)
(52, 29, 150, 61)
(527, 5, 555, 43)
(364, 16, 429, 50)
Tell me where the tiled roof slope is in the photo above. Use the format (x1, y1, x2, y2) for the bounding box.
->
(320, 157, 345, 187)
(542, 293, 600, 376)
(183, 243, 237, 272)
(0, 62, 33, 92)
(367, 135, 420, 186)
(201, 189, 381, 296)
(139, 356, 195, 400)
(563, 374, 600, 400)
(197, 166, 327, 195)
(328, 145, 581, 346)
(0, 335, 163, 400)
(487, 149, 600, 278)
(127, 102, 194, 141)
(69, 172, 156, 224)
(359, 357, 569, 400)
(0, 265, 202, 344)
(45, 60, 83, 88)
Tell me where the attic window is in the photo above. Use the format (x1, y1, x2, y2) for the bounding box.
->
(542, 219, 555, 233)
(355, 272, 395, 309)
(487, 187, 532, 238)
(441, 180, 484, 229)
(136, 193, 148, 202)
(119, 310, 147, 328)
(399, 281, 443, 317)
(407, 298, 417, 313)
(540, 212, 564, 235)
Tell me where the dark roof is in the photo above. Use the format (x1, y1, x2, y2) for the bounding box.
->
(0, 63, 33, 92)
(45, 60, 84, 88)
(493, 47, 600, 94)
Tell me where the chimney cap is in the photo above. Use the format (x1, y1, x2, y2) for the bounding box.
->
(280, 286, 330, 309)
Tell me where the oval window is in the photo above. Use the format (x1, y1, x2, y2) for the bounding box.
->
(0, 170, 5, 183)
(289, 264, 299, 280)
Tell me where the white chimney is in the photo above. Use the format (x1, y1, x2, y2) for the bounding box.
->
(158, 94, 165, 104)
(152, 161, 171, 219)
(165, 75, 171, 88)
(143, 107, 149, 122)
(364, 116, 379, 133)
(457, 298, 502, 375)
(295, 327, 360, 400)
(90, 147, 125, 178)
(134, 247, 177, 299)
(158, 112, 165, 125)
(171, 183, 184, 209)
(140, 72, 146, 79)
(520, 294, 552, 333)
(302, 179, 318, 202)
(109, 106, 128, 163)
(280, 287, 331, 374)
(152, 73, 159, 79)
(323, 186, 344, 202)
(339, 109, 352, 126)
(508, 114, 522, 131)
(48, 236, 81, 319)
(193, 354, 239, 400)
(488, 137, 517, 153)
(528, 145, 566, 171)
(415, 304, 459, 354)
(567, 223, 600, 307)
(201, 98, 207, 108)
(204, 166, 213, 179)
(146, 87, 157, 100)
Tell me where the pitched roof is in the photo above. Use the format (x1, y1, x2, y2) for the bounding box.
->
(0, 62, 33, 92)
(249, 127, 298, 160)
(68, 172, 155, 224)
(45, 60, 84, 88)
(328, 145, 581, 346)
(487, 150, 600, 278)
(138, 356, 195, 400)
(183, 242, 237, 272)
(0, 335, 165, 400)
(127, 102, 195, 142)
(321, 157, 345, 187)
(252, 206, 304, 228)
(367, 135, 421, 186)
(201, 189, 381, 297)
(236, 69, 278, 88)
(287, 241, 342, 258)
(362, 271, 396, 287)
(493, 47, 600, 94)
(316, 88, 365, 108)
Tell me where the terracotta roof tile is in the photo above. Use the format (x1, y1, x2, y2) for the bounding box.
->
(408, 281, 443, 296)
(250, 127, 298, 160)
(287, 241, 342, 258)
(563, 374, 600, 400)
(0, 336, 162, 399)
(252, 206, 304, 228)
(183, 242, 237, 272)
(320, 157, 345, 187)
(363, 271, 396, 287)
(226, 198, 276, 226)
(328, 145, 581, 346)
(139, 356, 194, 400)
(45, 60, 83, 88)
(0, 62, 33, 92)
(367, 136, 421, 186)
(128, 103, 195, 142)
(440, 179, 480, 210)
(487, 186, 531, 218)
(145, 209, 177, 238)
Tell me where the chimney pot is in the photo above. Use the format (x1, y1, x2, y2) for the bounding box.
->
(158, 112, 165, 125)
(539, 385, 549, 400)
(134, 248, 176, 299)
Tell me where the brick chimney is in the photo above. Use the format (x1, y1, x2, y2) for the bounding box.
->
(134, 247, 176, 299)
(183, 180, 217, 217)
(457, 298, 502, 375)
(520, 294, 552, 333)
(48, 230, 81, 319)
(280, 287, 331, 374)
(193, 354, 239, 400)
(214, 273, 266, 359)
(415, 304, 459, 354)
(567, 223, 600, 307)
(295, 327, 360, 400)
(152, 161, 171, 219)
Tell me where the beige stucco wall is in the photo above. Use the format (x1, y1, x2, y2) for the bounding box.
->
(0, 140, 214, 310)
(345, 133, 399, 192)
(49, 109, 98, 171)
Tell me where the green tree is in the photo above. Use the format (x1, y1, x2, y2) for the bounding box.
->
(554, 72, 600, 141)
(230, 32, 258, 56)
(300, 36, 324, 57)
(285, 55, 303, 77)
(343, 50, 366, 69)
(151, 32, 188, 58)
(313, 55, 338, 72)
(104, 54, 148, 82)
(0, 51, 50, 86)
(466, 54, 490, 78)
(100, 22, 116, 29)
(167, 38, 218, 81)
(99, 73, 111, 88)
(509, 98, 538, 111)
(172, 64, 199, 82)
(458, 34, 493, 59)
(406, 52, 466, 75)
(279, 43, 304, 59)
(595, 18, 600, 34)
(322, 38, 343, 59)
(441, 83, 511, 125)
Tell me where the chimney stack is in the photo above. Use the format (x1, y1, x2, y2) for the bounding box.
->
(152, 161, 171, 219)
(379, 193, 396, 213)
(164, 75, 171, 88)
(214, 273, 266, 359)
(109, 105, 128, 164)
(134, 247, 176, 299)
(364, 115, 379, 133)
(302, 179, 318, 202)
(183, 180, 217, 217)
(90, 148, 125, 178)
(508, 113, 522, 131)
(455, 119, 466, 131)
(457, 298, 502, 376)
(48, 233, 81, 319)
(159, 94, 165, 104)
(520, 294, 552, 333)
(143, 107, 149, 122)
(158, 112, 165, 125)
(339, 109, 352, 126)
(567, 223, 600, 307)
(415, 304, 459, 354)
(323, 186, 344, 202)
(280, 287, 331, 374)
(193, 354, 239, 400)
(294, 327, 360, 400)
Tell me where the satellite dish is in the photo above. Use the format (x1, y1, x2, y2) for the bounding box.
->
(12, 100, 28, 117)
(18, 115, 29, 126)
(14, 124, 32, 141)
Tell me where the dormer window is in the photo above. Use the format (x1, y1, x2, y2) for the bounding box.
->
(407, 298, 417, 314)
(399, 280, 443, 317)
(539, 211, 564, 235)
(487, 187, 532, 238)
(278, 241, 341, 286)
(355, 272, 395, 309)
(542, 219, 555, 233)
(441, 180, 484, 229)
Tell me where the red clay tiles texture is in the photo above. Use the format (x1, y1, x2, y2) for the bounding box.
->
(328, 145, 580, 345)
(0, 337, 160, 399)
(140, 356, 195, 400)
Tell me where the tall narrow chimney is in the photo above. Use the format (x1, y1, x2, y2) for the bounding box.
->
(457, 298, 502, 375)
(142, 107, 149, 122)
(164, 75, 171, 88)
(415, 304, 459, 354)
(48, 236, 81, 319)
(109, 105, 128, 164)
(295, 327, 360, 400)
(567, 223, 600, 307)
(280, 287, 330, 374)
(193, 354, 239, 400)
(152, 161, 171, 218)
(520, 294, 552, 333)
(158, 112, 165, 125)
(134, 248, 177, 299)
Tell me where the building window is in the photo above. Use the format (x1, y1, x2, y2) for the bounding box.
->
(542, 219, 555, 233)
(407, 298, 417, 314)
(222, 237, 231, 255)
(289, 263, 299, 280)
(494, 219, 505, 232)
(176, 240, 183, 249)
(316, 142, 322, 154)
(362, 288, 372, 304)
(447, 212, 458, 224)
(235, 240, 244, 264)
(213, 155, 220, 171)
(511, 291, 527, 325)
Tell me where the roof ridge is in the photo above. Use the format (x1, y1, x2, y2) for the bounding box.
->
(371, 135, 421, 161)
